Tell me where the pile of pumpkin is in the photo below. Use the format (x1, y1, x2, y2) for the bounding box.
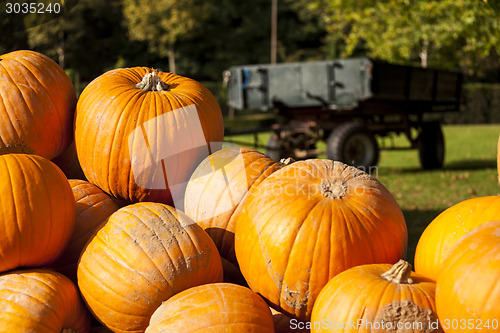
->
(0, 50, 498, 333)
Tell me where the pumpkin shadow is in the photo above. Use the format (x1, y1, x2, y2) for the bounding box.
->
(403, 208, 444, 267)
(395, 158, 496, 174)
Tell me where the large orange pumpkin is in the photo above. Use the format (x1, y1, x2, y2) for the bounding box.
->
(0, 50, 76, 159)
(48, 179, 119, 281)
(0, 154, 76, 273)
(0, 269, 90, 332)
(311, 260, 441, 333)
(414, 195, 500, 281)
(77, 202, 223, 333)
(74, 68, 224, 206)
(145, 283, 275, 333)
(235, 159, 407, 320)
(184, 146, 284, 264)
(436, 220, 500, 333)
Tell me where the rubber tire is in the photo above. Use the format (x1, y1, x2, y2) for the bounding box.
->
(326, 122, 379, 170)
(418, 122, 445, 169)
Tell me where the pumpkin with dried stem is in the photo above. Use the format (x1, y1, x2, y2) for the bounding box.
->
(235, 159, 407, 320)
(75, 68, 224, 205)
(311, 260, 441, 333)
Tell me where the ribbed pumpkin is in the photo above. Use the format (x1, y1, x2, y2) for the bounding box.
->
(311, 260, 441, 333)
(414, 195, 500, 281)
(0, 269, 90, 332)
(48, 179, 119, 281)
(0, 50, 76, 159)
(436, 221, 500, 333)
(77, 202, 223, 333)
(145, 283, 275, 333)
(184, 147, 284, 264)
(0, 154, 76, 273)
(75, 68, 224, 206)
(235, 160, 407, 320)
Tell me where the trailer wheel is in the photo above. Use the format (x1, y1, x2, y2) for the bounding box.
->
(418, 122, 445, 169)
(326, 122, 379, 170)
(266, 132, 317, 162)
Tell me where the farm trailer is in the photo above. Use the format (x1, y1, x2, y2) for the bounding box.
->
(224, 58, 462, 169)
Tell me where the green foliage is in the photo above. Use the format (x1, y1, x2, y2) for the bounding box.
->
(2, 0, 499, 84)
(309, 0, 500, 78)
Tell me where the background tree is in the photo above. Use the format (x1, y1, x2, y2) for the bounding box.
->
(122, 0, 214, 73)
(306, 0, 500, 79)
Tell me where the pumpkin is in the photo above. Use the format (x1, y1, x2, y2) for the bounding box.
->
(77, 202, 223, 333)
(0, 50, 75, 159)
(184, 146, 285, 264)
(145, 283, 275, 333)
(0, 269, 90, 332)
(235, 159, 407, 320)
(436, 220, 500, 333)
(0, 153, 76, 273)
(311, 260, 441, 333)
(414, 195, 500, 281)
(74, 68, 224, 206)
(48, 179, 119, 282)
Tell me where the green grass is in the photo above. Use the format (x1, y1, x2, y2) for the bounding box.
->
(224, 124, 500, 264)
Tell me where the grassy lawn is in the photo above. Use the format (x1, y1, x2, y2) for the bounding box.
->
(224, 124, 500, 264)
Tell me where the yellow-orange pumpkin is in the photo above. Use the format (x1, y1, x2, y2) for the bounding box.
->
(311, 260, 441, 333)
(145, 283, 275, 333)
(0, 50, 76, 159)
(77, 202, 223, 332)
(0, 269, 90, 332)
(0, 154, 76, 273)
(184, 146, 284, 264)
(235, 159, 407, 320)
(48, 179, 119, 282)
(436, 221, 500, 333)
(75, 68, 224, 206)
(414, 195, 500, 281)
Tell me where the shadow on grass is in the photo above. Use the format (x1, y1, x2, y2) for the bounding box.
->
(403, 208, 444, 266)
(390, 159, 496, 174)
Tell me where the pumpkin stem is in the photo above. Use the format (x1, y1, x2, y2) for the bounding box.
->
(381, 259, 414, 284)
(136, 70, 170, 92)
(319, 180, 346, 199)
(279, 157, 295, 166)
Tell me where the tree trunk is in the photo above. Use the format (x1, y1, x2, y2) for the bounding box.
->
(167, 45, 176, 73)
(420, 39, 429, 68)
(57, 30, 65, 69)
